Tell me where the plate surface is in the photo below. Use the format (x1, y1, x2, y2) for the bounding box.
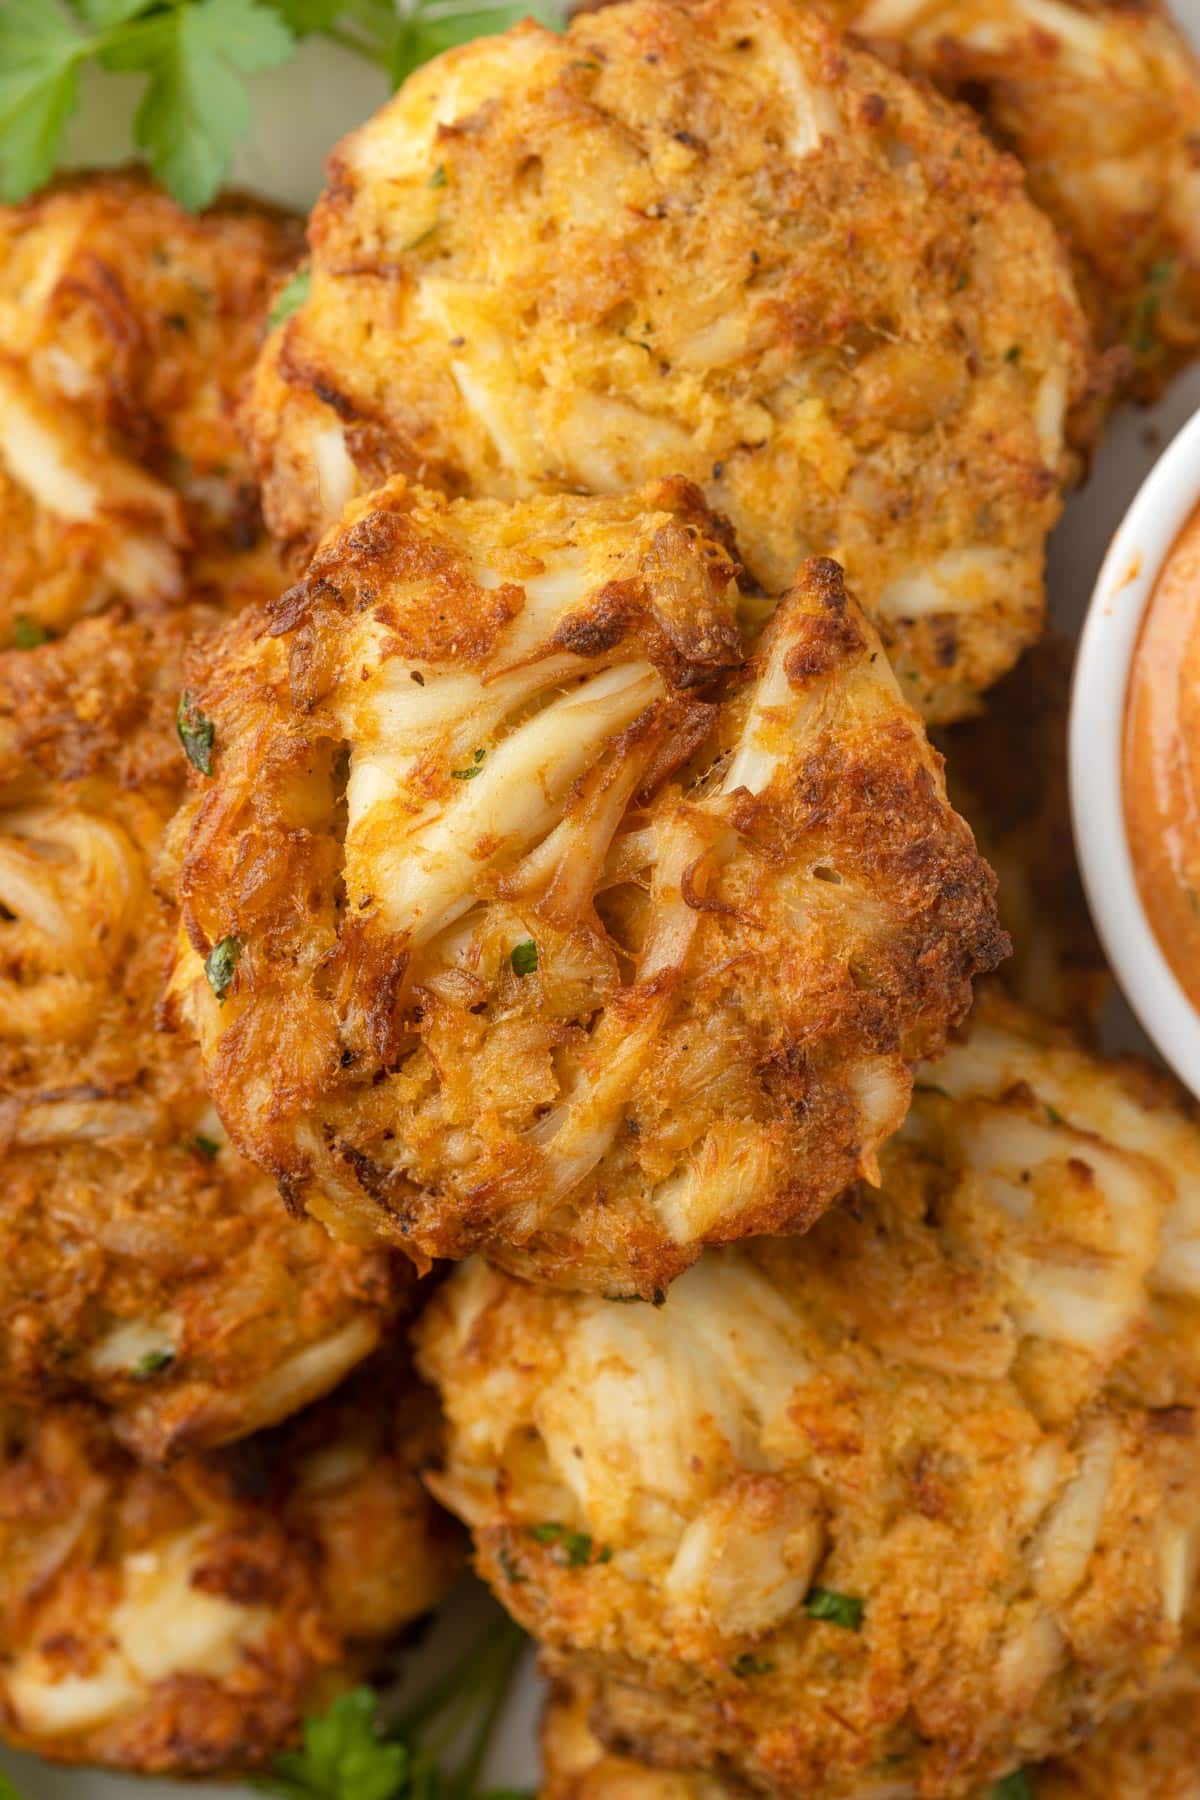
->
(7, 13, 1200, 1792)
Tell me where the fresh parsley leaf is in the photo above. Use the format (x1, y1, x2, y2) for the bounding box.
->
(387, 0, 562, 85)
(69, 0, 152, 25)
(803, 1586, 864, 1631)
(205, 934, 243, 1001)
(0, 1, 85, 202)
(992, 1773, 1034, 1800)
(177, 689, 215, 774)
(451, 747, 486, 780)
(270, 264, 311, 328)
(188, 1133, 222, 1159)
(510, 939, 538, 977)
(529, 1521, 612, 1567)
(260, 1620, 530, 1800)
(264, 1689, 410, 1800)
(263, 0, 341, 31)
(131, 1345, 176, 1379)
(125, 0, 294, 211)
(12, 612, 50, 649)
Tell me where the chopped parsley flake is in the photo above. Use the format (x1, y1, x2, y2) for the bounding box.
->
(804, 1586, 864, 1631)
(992, 1773, 1034, 1800)
(731, 1653, 775, 1677)
(12, 613, 49, 649)
(451, 748, 487, 780)
(1131, 258, 1177, 354)
(269, 266, 311, 331)
(429, 163, 447, 187)
(1004, 345, 1021, 363)
(132, 1347, 176, 1381)
(510, 939, 538, 977)
(528, 1521, 612, 1567)
(177, 690, 215, 775)
(188, 1134, 222, 1160)
(205, 936, 243, 1001)
(1044, 1102, 1065, 1127)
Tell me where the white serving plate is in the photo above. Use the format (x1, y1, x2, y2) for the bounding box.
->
(6, 13, 1200, 1793)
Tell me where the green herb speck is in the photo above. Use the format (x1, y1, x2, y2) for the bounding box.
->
(804, 1586, 864, 1631)
(12, 613, 49, 650)
(510, 939, 538, 977)
(177, 690, 215, 775)
(205, 936, 243, 1002)
(132, 1347, 176, 1381)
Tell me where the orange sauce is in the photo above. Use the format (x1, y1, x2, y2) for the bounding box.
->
(1126, 503, 1200, 1009)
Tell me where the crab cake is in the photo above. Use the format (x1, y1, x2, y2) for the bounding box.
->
(0, 170, 301, 649)
(938, 638, 1107, 1037)
(539, 1656, 1200, 1798)
(833, 0, 1200, 397)
(0, 598, 403, 1461)
(0, 1356, 462, 1774)
(167, 478, 1005, 1297)
(417, 992, 1200, 1797)
(243, 0, 1094, 723)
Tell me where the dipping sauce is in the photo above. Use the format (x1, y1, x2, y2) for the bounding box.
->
(1126, 504, 1200, 1009)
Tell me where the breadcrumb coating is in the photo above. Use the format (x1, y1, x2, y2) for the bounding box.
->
(0, 591, 405, 1461)
(0, 170, 301, 648)
(243, 0, 1095, 721)
(167, 477, 1004, 1296)
(0, 1358, 461, 1774)
(419, 993, 1200, 1796)
(539, 1653, 1200, 1798)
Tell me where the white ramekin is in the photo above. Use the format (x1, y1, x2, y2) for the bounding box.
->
(1071, 404, 1200, 1097)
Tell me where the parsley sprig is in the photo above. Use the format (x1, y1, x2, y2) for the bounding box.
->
(0, 0, 565, 213)
(257, 1617, 533, 1800)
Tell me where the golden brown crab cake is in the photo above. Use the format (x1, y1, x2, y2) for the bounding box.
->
(0, 599, 404, 1461)
(244, 0, 1095, 723)
(0, 1355, 462, 1774)
(417, 991, 1200, 1798)
(0, 169, 301, 648)
(831, 0, 1200, 397)
(539, 1656, 1200, 1799)
(937, 638, 1107, 1037)
(166, 477, 1005, 1298)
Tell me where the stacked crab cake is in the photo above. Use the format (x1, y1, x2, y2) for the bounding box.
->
(418, 993, 1200, 1797)
(0, 170, 302, 648)
(0, 174, 461, 1778)
(167, 476, 1005, 1296)
(0, 1356, 461, 1774)
(828, 0, 1200, 396)
(243, 0, 1096, 722)
(0, 597, 412, 1459)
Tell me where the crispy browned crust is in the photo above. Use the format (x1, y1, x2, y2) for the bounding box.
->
(0, 169, 302, 646)
(168, 477, 1004, 1296)
(830, 0, 1200, 398)
(937, 637, 1108, 1037)
(419, 992, 1200, 1796)
(243, 0, 1095, 722)
(0, 1355, 462, 1774)
(539, 1657, 1200, 1798)
(0, 593, 407, 1460)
